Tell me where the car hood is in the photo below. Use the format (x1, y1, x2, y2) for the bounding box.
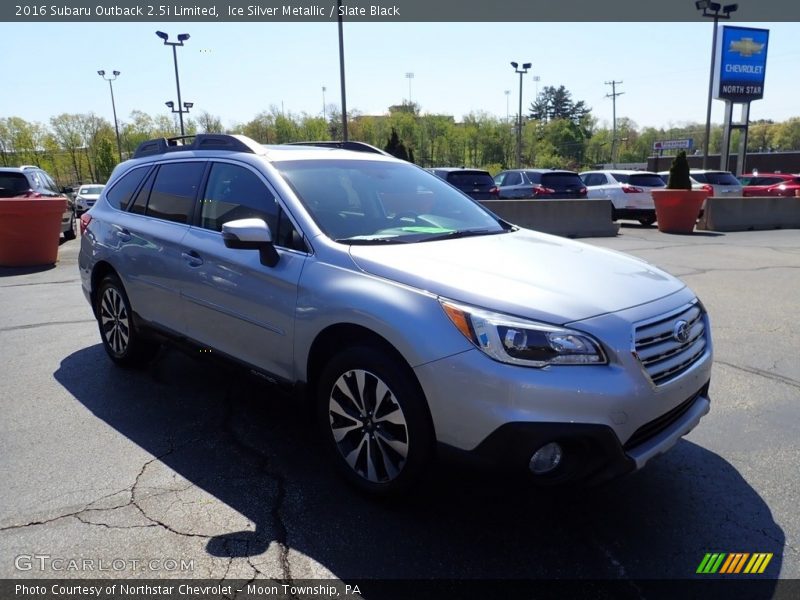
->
(348, 229, 685, 324)
(77, 194, 101, 200)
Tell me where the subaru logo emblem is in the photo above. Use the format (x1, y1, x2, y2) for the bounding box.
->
(673, 320, 691, 343)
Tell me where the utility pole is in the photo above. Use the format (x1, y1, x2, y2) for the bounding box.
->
(605, 80, 624, 167)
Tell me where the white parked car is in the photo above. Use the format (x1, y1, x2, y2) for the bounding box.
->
(580, 170, 666, 226)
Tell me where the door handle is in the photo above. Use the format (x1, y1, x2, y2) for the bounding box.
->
(114, 227, 131, 242)
(181, 250, 204, 267)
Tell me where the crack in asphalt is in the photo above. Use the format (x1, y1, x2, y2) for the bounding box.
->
(591, 539, 646, 598)
(0, 319, 95, 333)
(716, 360, 800, 390)
(220, 384, 295, 586)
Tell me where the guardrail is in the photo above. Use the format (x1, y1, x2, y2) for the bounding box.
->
(697, 196, 800, 232)
(480, 199, 619, 238)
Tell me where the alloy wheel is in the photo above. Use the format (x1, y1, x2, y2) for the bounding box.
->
(328, 369, 410, 483)
(99, 286, 130, 356)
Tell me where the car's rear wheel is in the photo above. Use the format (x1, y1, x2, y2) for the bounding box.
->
(638, 215, 656, 226)
(317, 346, 434, 495)
(95, 275, 159, 367)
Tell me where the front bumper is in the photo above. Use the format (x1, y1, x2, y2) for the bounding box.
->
(455, 382, 709, 485)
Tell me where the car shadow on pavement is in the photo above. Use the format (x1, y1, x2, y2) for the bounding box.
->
(0, 264, 57, 277)
(55, 344, 784, 588)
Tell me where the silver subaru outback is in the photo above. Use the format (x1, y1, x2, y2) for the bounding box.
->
(79, 134, 712, 495)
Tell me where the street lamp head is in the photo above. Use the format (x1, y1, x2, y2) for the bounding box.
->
(510, 61, 518, 68)
(97, 70, 105, 76)
(156, 31, 169, 41)
(709, 2, 721, 11)
(177, 33, 190, 42)
(695, 0, 709, 9)
(165, 101, 174, 109)
(723, 3, 738, 13)
(113, 70, 120, 76)
(522, 62, 532, 69)
(183, 102, 194, 109)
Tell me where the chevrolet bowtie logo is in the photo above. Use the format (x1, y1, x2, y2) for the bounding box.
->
(730, 38, 765, 57)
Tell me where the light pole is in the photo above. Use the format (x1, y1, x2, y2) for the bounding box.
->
(155, 31, 190, 136)
(165, 101, 194, 134)
(322, 86, 327, 121)
(504, 90, 510, 123)
(696, 1, 738, 168)
(405, 72, 414, 106)
(98, 70, 123, 162)
(511, 61, 531, 169)
(336, 0, 348, 141)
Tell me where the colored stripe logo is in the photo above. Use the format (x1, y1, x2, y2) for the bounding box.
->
(697, 552, 773, 574)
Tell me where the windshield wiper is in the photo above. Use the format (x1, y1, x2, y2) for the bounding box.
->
(420, 229, 503, 243)
(335, 237, 408, 245)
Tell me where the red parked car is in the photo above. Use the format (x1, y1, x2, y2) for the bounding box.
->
(739, 172, 800, 197)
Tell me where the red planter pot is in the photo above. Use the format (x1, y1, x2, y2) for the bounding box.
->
(0, 198, 67, 267)
(651, 189, 708, 234)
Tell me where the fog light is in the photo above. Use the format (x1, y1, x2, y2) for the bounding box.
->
(529, 442, 562, 474)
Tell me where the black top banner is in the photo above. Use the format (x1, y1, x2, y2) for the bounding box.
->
(3, 0, 799, 22)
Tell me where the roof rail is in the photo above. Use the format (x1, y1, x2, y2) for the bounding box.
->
(132, 134, 264, 159)
(286, 140, 391, 156)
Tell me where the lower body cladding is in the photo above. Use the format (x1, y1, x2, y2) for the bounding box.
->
(414, 296, 713, 485)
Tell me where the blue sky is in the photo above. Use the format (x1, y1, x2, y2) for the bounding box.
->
(1, 22, 797, 131)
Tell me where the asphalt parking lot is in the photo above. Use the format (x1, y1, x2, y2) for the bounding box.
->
(0, 224, 798, 593)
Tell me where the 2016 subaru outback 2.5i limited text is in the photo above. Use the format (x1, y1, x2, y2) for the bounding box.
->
(79, 134, 712, 495)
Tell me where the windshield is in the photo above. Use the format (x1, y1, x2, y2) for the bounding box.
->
(612, 173, 666, 187)
(0, 173, 31, 198)
(276, 159, 506, 243)
(80, 185, 104, 195)
(692, 171, 741, 185)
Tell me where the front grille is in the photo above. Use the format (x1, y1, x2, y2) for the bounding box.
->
(634, 302, 708, 386)
(623, 389, 703, 451)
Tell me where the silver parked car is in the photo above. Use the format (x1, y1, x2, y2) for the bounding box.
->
(74, 183, 106, 214)
(79, 134, 713, 495)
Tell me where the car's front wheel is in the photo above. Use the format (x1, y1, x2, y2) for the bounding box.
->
(317, 345, 434, 495)
(95, 274, 159, 367)
(63, 213, 76, 240)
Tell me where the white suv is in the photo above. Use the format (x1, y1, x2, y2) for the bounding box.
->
(580, 170, 666, 226)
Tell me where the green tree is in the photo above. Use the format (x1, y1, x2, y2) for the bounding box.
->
(529, 86, 591, 126)
(384, 128, 409, 161)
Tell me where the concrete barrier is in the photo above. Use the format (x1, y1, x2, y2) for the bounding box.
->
(480, 199, 619, 238)
(697, 196, 800, 232)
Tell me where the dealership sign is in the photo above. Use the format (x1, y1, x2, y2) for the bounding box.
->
(713, 26, 769, 102)
(653, 139, 693, 151)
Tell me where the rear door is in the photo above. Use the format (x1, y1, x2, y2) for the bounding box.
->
(497, 171, 529, 198)
(114, 161, 205, 335)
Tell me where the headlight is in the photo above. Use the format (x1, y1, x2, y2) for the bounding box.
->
(440, 299, 606, 368)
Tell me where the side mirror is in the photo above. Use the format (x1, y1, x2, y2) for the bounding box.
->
(221, 218, 279, 267)
(61, 186, 74, 194)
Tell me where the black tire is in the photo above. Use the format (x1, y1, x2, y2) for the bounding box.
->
(63, 214, 76, 240)
(638, 216, 656, 227)
(95, 274, 159, 367)
(316, 345, 434, 496)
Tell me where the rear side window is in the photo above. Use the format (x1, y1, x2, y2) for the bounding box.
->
(200, 162, 278, 232)
(106, 166, 150, 210)
(0, 173, 31, 197)
(524, 171, 542, 184)
(146, 162, 205, 224)
(541, 173, 584, 189)
(502, 172, 523, 186)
